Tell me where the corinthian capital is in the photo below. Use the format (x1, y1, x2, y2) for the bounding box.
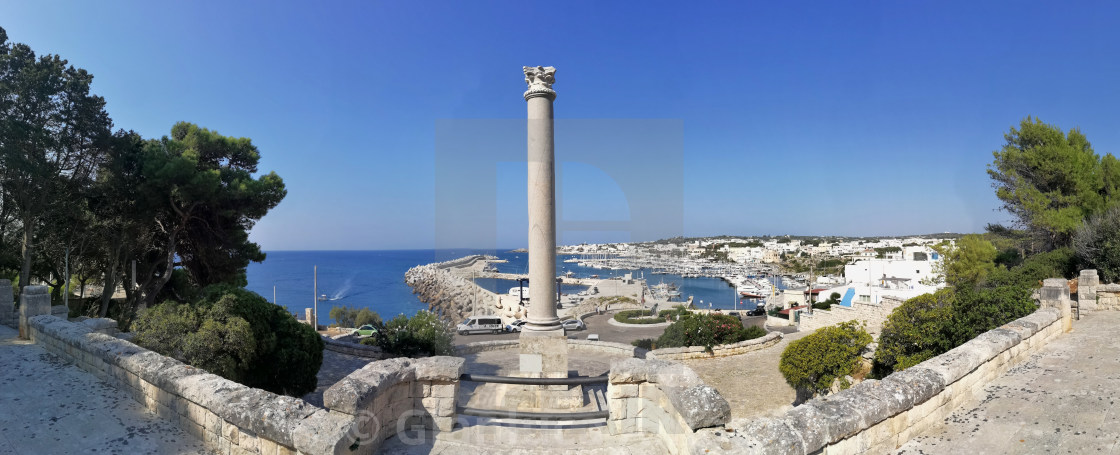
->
(523, 66, 556, 101)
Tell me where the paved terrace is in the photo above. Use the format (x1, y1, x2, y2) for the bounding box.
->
(0, 324, 210, 454)
(897, 310, 1120, 454)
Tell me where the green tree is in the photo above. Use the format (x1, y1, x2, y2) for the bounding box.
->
(780, 321, 871, 399)
(129, 123, 286, 309)
(933, 235, 998, 287)
(872, 292, 955, 377)
(1073, 205, 1120, 282)
(988, 117, 1120, 251)
(371, 310, 453, 357)
(0, 26, 112, 291)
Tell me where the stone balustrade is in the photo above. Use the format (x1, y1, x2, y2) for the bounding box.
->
(607, 358, 731, 454)
(28, 314, 361, 454)
(455, 338, 646, 358)
(691, 301, 1068, 454)
(322, 356, 464, 453)
(646, 332, 782, 361)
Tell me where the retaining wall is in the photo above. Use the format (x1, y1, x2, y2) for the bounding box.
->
(28, 315, 359, 455)
(690, 285, 1072, 455)
(796, 296, 904, 336)
(647, 331, 782, 361)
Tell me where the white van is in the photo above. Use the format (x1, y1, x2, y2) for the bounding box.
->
(456, 316, 504, 335)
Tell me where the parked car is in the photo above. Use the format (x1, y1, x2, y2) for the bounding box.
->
(746, 305, 766, 317)
(561, 319, 585, 331)
(505, 319, 527, 333)
(353, 324, 378, 337)
(456, 316, 504, 335)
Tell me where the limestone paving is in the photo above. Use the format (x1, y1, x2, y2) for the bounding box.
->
(0, 324, 211, 454)
(897, 310, 1120, 454)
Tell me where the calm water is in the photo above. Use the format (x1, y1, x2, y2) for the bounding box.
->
(246, 250, 769, 325)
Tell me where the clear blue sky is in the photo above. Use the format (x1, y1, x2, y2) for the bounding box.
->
(6, 1, 1120, 250)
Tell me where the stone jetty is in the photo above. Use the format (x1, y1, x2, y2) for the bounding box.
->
(404, 255, 512, 321)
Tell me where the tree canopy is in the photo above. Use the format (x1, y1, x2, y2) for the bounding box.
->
(988, 117, 1120, 251)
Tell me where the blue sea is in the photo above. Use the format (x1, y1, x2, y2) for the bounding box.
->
(246, 250, 769, 325)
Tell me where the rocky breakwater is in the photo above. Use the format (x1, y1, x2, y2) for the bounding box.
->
(405, 255, 512, 321)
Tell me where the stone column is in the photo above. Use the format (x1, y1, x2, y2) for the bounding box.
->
(522, 65, 561, 334)
(1078, 269, 1099, 311)
(18, 285, 51, 339)
(1040, 278, 1072, 332)
(0, 279, 13, 328)
(512, 66, 579, 408)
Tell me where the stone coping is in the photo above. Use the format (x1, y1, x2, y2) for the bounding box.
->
(322, 334, 384, 359)
(690, 307, 1063, 454)
(322, 356, 464, 415)
(455, 338, 645, 358)
(609, 357, 732, 431)
(647, 331, 783, 361)
(27, 315, 355, 454)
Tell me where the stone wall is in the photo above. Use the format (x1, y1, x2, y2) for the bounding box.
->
(607, 358, 731, 455)
(647, 332, 782, 361)
(797, 296, 905, 336)
(323, 334, 385, 359)
(28, 315, 360, 454)
(405, 256, 504, 322)
(455, 338, 646, 358)
(322, 356, 465, 452)
(691, 300, 1069, 454)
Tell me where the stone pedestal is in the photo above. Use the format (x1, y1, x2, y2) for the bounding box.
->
(1078, 269, 1099, 311)
(513, 330, 583, 409)
(0, 279, 13, 328)
(1041, 278, 1072, 332)
(19, 285, 51, 339)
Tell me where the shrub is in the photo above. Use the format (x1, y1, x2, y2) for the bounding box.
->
(779, 321, 871, 397)
(631, 338, 654, 350)
(988, 247, 1077, 289)
(614, 309, 670, 324)
(657, 305, 691, 319)
(133, 285, 324, 397)
(1074, 205, 1120, 283)
(873, 285, 1037, 378)
(813, 292, 841, 310)
(872, 291, 955, 377)
(655, 313, 765, 350)
(330, 305, 382, 329)
(374, 310, 454, 357)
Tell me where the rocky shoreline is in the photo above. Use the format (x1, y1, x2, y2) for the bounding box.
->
(404, 255, 513, 321)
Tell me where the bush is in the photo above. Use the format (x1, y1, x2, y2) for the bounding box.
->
(329, 305, 382, 329)
(872, 291, 955, 377)
(779, 321, 871, 397)
(657, 305, 691, 319)
(373, 310, 454, 357)
(655, 313, 765, 350)
(872, 285, 1037, 378)
(988, 247, 1077, 289)
(1075, 205, 1120, 283)
(133, 285, 324, 397)
(813, 292, 841, 310)
(613, 309, 670, 324)
(631, 338, 654, 350)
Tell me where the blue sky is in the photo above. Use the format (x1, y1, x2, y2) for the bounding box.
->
(5, 1, 1120, 250)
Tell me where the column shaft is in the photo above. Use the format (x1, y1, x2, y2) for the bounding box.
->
(525, 95, 559, 331)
